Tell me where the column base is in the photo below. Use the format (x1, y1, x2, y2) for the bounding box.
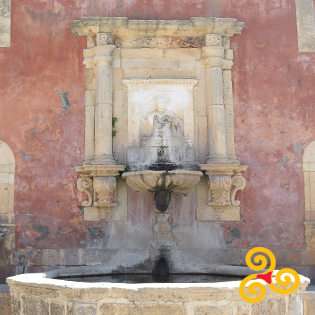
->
(91, 155, 116, 165)
(206, 155, 232, 165)
(83, 156, 94, 165)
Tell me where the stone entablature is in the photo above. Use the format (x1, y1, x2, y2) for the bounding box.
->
(72, 17, 247, 222)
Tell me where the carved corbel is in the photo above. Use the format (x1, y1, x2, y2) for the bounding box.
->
(207, 173, 246, 207)
(75, 165, 125, 209)
(200, 164, 248, 216)
(77, 176, 117, 208)
(93, 176, 117, 207)
(208, 175, 232, 206)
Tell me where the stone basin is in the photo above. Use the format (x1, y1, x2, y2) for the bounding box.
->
(6, 266, 310, 315)
(121, 169, 203, 194)
(122, 170, 203, 212)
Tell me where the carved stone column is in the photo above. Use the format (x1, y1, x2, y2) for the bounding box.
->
(199, 33, 247, 221)
(82, 52, 95, 165)
(75, 33, 125, 221)
(90, 33, 116, 165)
(203, 34, 229, 164)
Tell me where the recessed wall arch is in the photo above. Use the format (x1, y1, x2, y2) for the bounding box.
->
(0, 139, 15, 250)
(303, 140, 315, 248)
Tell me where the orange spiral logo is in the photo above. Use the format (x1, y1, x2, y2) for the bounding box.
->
(239, 247, 300, 303)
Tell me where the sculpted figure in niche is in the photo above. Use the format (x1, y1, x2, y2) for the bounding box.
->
(139, 95, 183, 138)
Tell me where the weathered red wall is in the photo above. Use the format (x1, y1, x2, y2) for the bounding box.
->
(1, 0, 314, 275)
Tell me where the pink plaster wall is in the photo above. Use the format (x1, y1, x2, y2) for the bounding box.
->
(0, 0, 314, 267)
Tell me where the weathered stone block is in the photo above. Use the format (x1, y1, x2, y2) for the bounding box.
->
(251, 297, 286, 315)
(121, 48, 163, 59)
(0, 288, 11, 315)
(67, 303, 97, 315)
(150, 68, 195, 78)
(113, 68, 124, 90)
(234, 302, 251, 315)
(197, 116, 208, 162)
(122, 58, 178, 69)
(112, 48, 121, 67)
(225, 49, 233, 60)
(85, 67, 95, 90)
(287, 294, 303, 315)
(195, 304, 231, 315)
(50, 301, 66, 315)
(178, 58, 196, 69)
(21, 296, 49, 315)
(42, 249, 63, 266)
(10, 293, 21, 315)
(164, 48, 201, 59)
(305, 222, 315, 249)
(123, 68, 151, 79)
(85, 90, 94, 106)
(100, 304, 186, 315)
(63, 248, 81, 266)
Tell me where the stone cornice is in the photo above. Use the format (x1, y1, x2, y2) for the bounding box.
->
(71, 17, 245, 38)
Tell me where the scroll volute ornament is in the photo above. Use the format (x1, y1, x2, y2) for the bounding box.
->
(208, 174, 246, 207)
(200, 164, 247, 209)
(77, 177, 93, 207)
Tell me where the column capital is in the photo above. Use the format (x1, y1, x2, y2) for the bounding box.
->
(96, 33, 112, 46)
(83, 57, 95, 67)
(204, 33, 222, 46)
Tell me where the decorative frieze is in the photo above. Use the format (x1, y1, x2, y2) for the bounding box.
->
(115, 36, 204, 49)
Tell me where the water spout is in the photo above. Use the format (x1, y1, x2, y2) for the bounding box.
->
(152, 257, 169, 282)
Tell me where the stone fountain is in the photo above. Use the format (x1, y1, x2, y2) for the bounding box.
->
(6, 17, 309, 314)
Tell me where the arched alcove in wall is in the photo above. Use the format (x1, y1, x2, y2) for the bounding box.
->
(303, 140, 315, 248)
(0, 139, 15, 250)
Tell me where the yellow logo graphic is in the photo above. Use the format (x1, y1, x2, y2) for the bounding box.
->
(239, 247, 300, 303)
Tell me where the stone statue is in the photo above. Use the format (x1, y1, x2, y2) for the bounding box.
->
(139, 95, 183, 138)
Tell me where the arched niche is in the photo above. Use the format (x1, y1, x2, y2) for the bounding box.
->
(0, 139, 15, 250)
(303, 140, 315, 248)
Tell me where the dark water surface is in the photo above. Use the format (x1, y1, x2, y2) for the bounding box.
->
(58, 274, 244, 284)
